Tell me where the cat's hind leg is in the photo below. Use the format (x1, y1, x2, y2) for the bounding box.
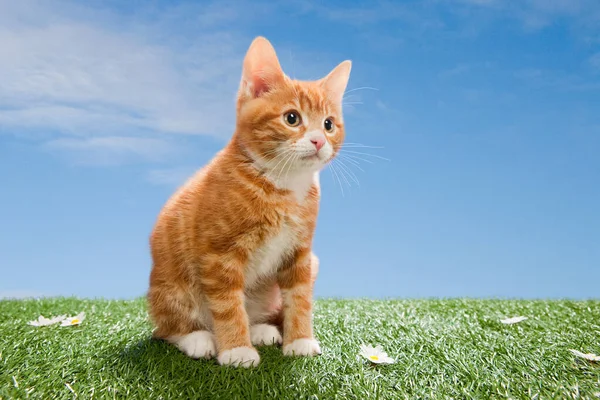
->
(148, 276, 216, 359)
(246, 280, 283, 346)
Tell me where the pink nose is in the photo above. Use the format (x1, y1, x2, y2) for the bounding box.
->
(310, 137, 325, 151)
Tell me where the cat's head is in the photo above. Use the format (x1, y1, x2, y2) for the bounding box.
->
(235, 37, 351, 175)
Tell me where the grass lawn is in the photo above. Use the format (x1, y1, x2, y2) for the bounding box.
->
(1, 298, 599, 399)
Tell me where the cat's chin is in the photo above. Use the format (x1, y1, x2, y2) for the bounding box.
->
(296, 157, 326, 172)
(300, 155, 322, 166)
(299, 152, 330, 166)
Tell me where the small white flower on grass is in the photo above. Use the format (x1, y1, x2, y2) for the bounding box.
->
(28, 315, 66, 327)
(500, 316, 527, 325)
(359, 344, 395, 365)
(570, 349, 600, 362)
(60, 312, 85, 327)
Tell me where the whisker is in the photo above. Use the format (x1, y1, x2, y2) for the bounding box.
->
(339, 150, 390, 161)
(334, 160, 352, 188)
(334, 159, 357, 188)
(342, 94, 361, 101)
(283, 153, 299, 185)
(276, 151, 296, 184)
(338, 154, 365, 172)
(262, 147, 287, 158)
(333, 163, 346, 196)
(337, 160, 361, 186)
(340, 154, 375, 164)
(344, 86, 380, 95)
(342, 144, 385, 149)
(344, 142, 383, 145)
(257, 149, 294, 191)
(242, 139, 281, 143)
(267, 149, 295, 180)
(242, 140, 282, 147)
(327, 168, 339, 196)
(328, 162, 345, 197)
(268, 148, 293, 167)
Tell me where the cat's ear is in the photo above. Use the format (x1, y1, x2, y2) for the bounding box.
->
(320, 60, 352, 104)
(240, 37, 285, 98)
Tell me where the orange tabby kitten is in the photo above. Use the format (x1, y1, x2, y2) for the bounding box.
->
(147, 36, 351, 367)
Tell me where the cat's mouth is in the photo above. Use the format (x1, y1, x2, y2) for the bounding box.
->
(300, 153, 323, 164)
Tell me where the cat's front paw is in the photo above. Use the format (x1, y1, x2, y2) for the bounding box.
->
(250, 324, 283, 346)
(173, 330, 216, 359)
(217, 346, 260, 367)
(283, 338, 322, 357)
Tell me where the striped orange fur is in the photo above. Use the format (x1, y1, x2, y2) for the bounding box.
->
(147, 36, 351, 367)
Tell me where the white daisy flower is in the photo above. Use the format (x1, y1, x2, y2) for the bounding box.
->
(60, 312, 85, 327)
(570, 349, 600, 362)
(28, 315, 66, 327)
(359, 344, 395, 365)
(500, 316, 527, 325)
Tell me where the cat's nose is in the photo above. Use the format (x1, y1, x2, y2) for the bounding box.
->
(310, 137, 325, 151)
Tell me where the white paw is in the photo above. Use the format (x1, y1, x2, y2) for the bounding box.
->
(173, 331, 216, 359)
(283, 338, 322, 357)
(218, 346, 260, 368)
(250, 324, 283, 346)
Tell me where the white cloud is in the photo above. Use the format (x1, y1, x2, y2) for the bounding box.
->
(0, 0, 357, 167)
(0, 0, 246, 142)
(44, 136, 180, 166)
(146, 167, 200, 187)
(453, 0, 600, 31)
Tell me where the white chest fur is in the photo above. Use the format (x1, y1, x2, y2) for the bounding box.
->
(265, 170, 319, 203)
(245, 220, 298, 289)
(243, 169, 319, 288)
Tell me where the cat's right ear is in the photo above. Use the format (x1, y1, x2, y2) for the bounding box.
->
(319, 60, 352, 105)
(239, 37, 285, 99)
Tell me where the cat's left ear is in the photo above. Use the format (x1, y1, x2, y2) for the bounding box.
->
(320, 60, 352, 104)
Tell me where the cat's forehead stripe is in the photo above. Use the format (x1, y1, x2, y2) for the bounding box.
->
(291, 88, 330, 116)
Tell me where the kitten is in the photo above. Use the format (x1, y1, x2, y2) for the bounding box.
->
(147, 36, 351, 367)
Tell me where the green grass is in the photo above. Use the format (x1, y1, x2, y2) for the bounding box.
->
(1, 298, 599, 399)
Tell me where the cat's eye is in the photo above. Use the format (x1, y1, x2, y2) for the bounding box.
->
(324, 118, 334, 133)
(283, 111, 301, 127)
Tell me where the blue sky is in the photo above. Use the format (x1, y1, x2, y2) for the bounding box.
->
(1, 0, 599, 300)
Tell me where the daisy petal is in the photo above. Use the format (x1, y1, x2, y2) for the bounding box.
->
(60, 312, 86, 327)
(28, 315, 66, 327)
(570, 349, 600, 362)
(359, 343, 395, 365)
(500, 316, 527, 325)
